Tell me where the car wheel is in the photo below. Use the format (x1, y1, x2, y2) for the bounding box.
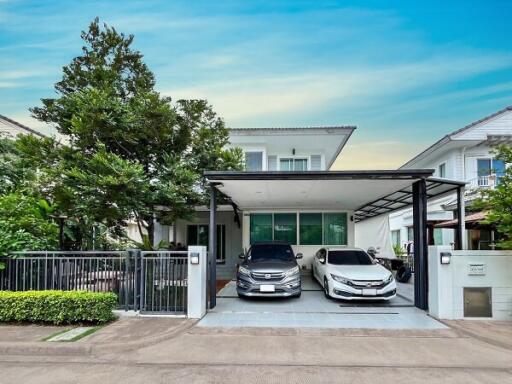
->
(237, 293, 246, 299)
(293, 292, 302, 298)
(324, 277, 331, 299)
(396, 266, 412, 283)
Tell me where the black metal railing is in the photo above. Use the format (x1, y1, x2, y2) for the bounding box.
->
(139, 251, 188, 314)
(0, 250, 188, 314)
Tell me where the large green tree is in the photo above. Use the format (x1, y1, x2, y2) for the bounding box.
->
(473, 144, 512, 249)
(28, 18, 242, 246)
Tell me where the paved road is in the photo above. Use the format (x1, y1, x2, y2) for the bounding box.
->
(0, 319, 511, 383)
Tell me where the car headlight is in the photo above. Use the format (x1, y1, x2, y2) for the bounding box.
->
(385, 274, 394, 284)
(238, 266, 251, 275)
(330, 274, 352, 285)
(284, 266, 300, 277)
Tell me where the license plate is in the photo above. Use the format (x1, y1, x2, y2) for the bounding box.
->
(362, 288, 377, 296)
(260, 285, 275, 292)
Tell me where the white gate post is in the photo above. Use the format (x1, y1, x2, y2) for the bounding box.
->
(187, 246, 207, 319)
(428, 245, 454, 319)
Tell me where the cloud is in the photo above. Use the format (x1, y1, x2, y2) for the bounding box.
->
(162, 52, 512, 126)
(331, 140, 424, 170)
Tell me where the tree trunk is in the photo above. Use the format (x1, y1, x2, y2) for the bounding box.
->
(146, 214, 155, 248)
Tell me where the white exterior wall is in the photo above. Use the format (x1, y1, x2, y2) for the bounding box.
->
(429, 246, 512, 320)
(227, 128, 352, 171)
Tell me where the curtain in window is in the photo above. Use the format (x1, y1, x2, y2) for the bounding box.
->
(299, 213, 322, 245)
(279, 159, 292, 171)
(273, 213, 297, 244)
(323, 213, 347, 245)
(294, 159, 307, 171)
(250, 214, 273, 244)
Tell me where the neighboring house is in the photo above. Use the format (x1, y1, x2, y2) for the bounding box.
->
(0, 114, 46, 138)
(389, 105, 512, 251)
(161, 126, 355, 279)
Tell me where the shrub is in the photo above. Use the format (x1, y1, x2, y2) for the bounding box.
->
(0, 290, 117, 325)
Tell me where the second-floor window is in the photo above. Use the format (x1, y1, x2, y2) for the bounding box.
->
(245, 152, 263, 171)
(438, 163, 446, 178)
(280, 157, 308, 171)
(477, 158, 506, 186)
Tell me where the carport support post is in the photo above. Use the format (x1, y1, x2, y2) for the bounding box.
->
(455, 186, 466, 250)
(412, 179, 428, 310)
(209, 185, 217, 309)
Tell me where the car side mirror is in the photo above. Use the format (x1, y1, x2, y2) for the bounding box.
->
(296, 253, 303, 259)
(238, 252, 245, 259)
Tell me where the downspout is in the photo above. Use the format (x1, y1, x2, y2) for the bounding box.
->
(461, 146, 467, 181)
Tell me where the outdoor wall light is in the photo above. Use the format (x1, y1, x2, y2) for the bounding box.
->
(440, 252, 451, 265)
(190, 252, 200, 265)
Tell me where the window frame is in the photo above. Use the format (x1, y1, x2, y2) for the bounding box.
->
(299, 212, 323, 245)
(438, 162, 446, 178)
(249, 211, 350, 247)
(391, 230, 401, 246)
(278, 156, 309, 171)
(186, 224, 226, 263)
(244, 151, 264, 171)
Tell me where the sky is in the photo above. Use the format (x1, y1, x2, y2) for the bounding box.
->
(1, 0, 511, 169)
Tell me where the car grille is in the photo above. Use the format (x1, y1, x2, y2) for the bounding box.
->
(251, 272, 285, 282)
(351, 280, 387, 289)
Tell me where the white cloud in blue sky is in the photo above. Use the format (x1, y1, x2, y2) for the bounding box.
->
(1, 0, 511, 167)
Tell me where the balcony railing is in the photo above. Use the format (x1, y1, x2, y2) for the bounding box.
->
(468, 174, 500, 190)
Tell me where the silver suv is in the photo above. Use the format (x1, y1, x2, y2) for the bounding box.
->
(236, 242, 303, 298)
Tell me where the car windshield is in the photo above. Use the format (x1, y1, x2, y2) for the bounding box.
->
(248, 244, 295, 262)
(328, 250, 373, 265)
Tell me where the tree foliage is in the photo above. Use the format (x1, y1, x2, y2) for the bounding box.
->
(473, 144, 512, 249)
(0, 193, 59, 258)
(28, 18, 243, 246)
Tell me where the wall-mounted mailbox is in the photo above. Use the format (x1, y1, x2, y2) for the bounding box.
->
(190, 252, 200, 265)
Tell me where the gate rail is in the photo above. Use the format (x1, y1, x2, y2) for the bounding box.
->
(0, 250, 188, 314)
(139, 251, 188, 314)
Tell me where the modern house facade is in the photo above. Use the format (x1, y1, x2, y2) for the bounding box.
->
(389, 106, 512, 251)
(169, 126, 356, 279)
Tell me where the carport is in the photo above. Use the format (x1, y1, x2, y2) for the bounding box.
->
(204, 170, 466, 313)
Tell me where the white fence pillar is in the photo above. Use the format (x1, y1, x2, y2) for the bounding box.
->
(187, 246, 207, 319)
(428, 245, 454, 319)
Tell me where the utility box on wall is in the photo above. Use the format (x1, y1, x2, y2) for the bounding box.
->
(428, 247, 512, 320)
(463, 287, 492, 318)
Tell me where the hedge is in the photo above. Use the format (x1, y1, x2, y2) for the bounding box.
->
(0, 290, 117, 324)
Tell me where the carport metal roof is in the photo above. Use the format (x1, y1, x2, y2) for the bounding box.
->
(204, 170, 465, 222)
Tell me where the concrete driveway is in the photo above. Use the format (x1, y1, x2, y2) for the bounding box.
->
(199, 274, 441, 329)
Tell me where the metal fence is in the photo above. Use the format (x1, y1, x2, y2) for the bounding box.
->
(0, 250, 188, 314)
(139, 251, 188, 314)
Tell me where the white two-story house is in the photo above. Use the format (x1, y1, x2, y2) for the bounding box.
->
(389, 105, 512, 251)
(166, 126, 355, 279)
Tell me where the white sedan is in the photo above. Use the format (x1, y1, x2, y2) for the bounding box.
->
(312, 247, 397, 300)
